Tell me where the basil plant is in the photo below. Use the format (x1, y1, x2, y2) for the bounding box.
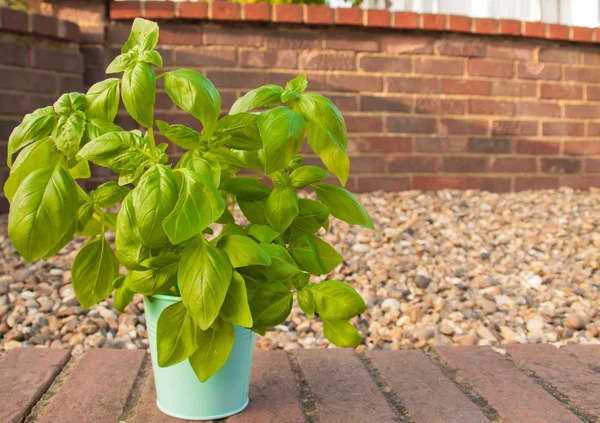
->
(5, 18, 373, 381)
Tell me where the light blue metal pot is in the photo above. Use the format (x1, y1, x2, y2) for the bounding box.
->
(144, 294, 255, 420)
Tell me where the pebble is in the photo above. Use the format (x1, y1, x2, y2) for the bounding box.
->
(381, 298, 401, 312)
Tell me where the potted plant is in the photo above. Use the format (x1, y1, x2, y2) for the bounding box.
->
(4, 18, 374, 420)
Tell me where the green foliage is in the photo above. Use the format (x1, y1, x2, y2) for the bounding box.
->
(4, 18, 373, 382)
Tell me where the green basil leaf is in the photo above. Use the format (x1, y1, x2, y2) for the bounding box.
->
(156, 120, 201, 150)
(220, 177, 271, 200)
(133, 164, 178, 248)
(290, 166, 329, 189)
(126, 260, 179, 296)
(230, 85, 284, 114)
(164, 69, 220, 136)
(106, 51, 137, 74)
(85, 78, 121, 121)
(238, 197, 268, 225)
(115, 193, 151, 270)
(113, 276, 135, 313)
(322, 318, 362, 347)
(69, 159, 91, 180)
(290, 198, 329, 234)
(7, 106, 56, 167)
(163, 168, 225, 245)
(157, 300, 199, 367)
(72, 234, 119, 309)
(249, 282, 293, 335)
(122, 17, 159, 53)
(258, 107, 305, 174)
(246, 224, 280, 244)
(54, 93, 86, 115)
(84, 119, 123, 143)
(122, 61, 155, 128)
(178, 236, 232, 330)
(285, 74, 308, 95)
(4, 137, 62, 202)
(176, 150, 220, 187)
(295, 93, 349, 185)
(52, 111, 86, 161)
(42, 221, 76, 261)
(297, 289, 315, 318)
(312, 280, 366, 320)
(281, 90, 299, 103)
(311, 183, 374, 229)
(241, 274, 262, 302)
(93, 181, 130, 208)
(140, 50, 163, 67)
(215, 113, 262, 151)
(189, 320, 234, 382)
(255, 244, 298, 282)
(220, 271, 253, 328)
(288, 233, 343, 275)
(218, 235, 271, 268)
(265, 188, 299, 233)
(8, 164, 78, 262)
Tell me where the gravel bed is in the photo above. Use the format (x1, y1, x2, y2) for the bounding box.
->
(1, 188, 599, 355)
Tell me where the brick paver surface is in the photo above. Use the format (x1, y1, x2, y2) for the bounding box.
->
(1, 345, 598, 422)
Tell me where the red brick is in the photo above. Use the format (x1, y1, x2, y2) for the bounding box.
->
(516, 102, 561, 118)
(33, 14, 58, 38)
(468, 138, 512, 153)
(516, 176, 560, 191)
(176, 47, 237, 67)
(349, 136, 412, 153)
(205, 26, 262, 47)
(572, 26, 593, 42)
(414, 175, 463, 190)
(492, 120, 537, 136)
(0, 348, 70, 423)
(490, 80, 536, 97)
(548, 23, 569, 40)
(516, 139, 561, 155)
(486, 43, 534, 61)
(583, 52, 600, 66)
(524, 21, 545, 38)
(178, 2, 207, 19)
(0, 68, 56, 94)
(443, 156, 489, 172)
(565, 104, 600, 119)
(0, 8, 28, 32)
(342, 156, 384, 172)
(563, 175, 600, 189)
(388, 116, 437, 134)
(564, 141, 600, 155)
(541, 157, 581, 173)
(585, 159, 600, 172)
(110, 1, 141, 19)
(39, 349, 145, 423)
(474, 18, 497, 34)
(242, 3, 270, 21)
(565, 66, 600, 83)
(335, 7, 362, 26)
(210, 2, 240, 21)
(144, 1, 174, 19)
(441, 79, 489, 95)
(34, 48, 83, 73)
(306, 5, 333, 25)
(467, 59, 513, 78)
(448, 15, 471, 32)
(543, 122, 584, 137)
(0, 41, 28, 66)
(298, 51, 352, 71)
(589, 122, 600, 136)
(369, 351, 489, 423)
(441, 118, 488, 135)
(566, 345, 600, 367)
(327, 74, 383, 92)
(360, 55, 410, 73)
(325, 34, 379, 52)
(268, 71, 325, 90)
(415, 98, 465, 115)
(0, 93, 31, 115)
(243, 50, 298, 69)
(517, 62, 561, 80)
(539, 47, 580, 63)
(422, 13, 446, 31)
(345, 115, 384, 133)
(436, 40, 486, 57)
(361, 96, 411, 113)
(594, 28, 600, 42)
(416, 137, 468, 153)
(468, 99, 515, 116)
(388, 77, 437, 94)
(325, 94, 359, 112)
(274, 4, 302, 23)
(436, 346, 580, 423)
(296, 349, 396, 421)
(81, 25, 104, 44)
(392, 11, 419, 29)
(415, 57, 464, 75)
(266, 31, 319, 49)
(587, 86, 600, 100)
(388, 155, 439, 173)
(491, 157, 536, 173)
(383, 35, 434, 54)
(227, 351, 304, 423)
(63, 22, 80, 42)
(366, 10, 390, 28)
(206, 70, 265, 89)
(500, 19, 521, 36)
(507, 344, 600, 417)
(161, 24, 203, 45)
(464, 177, 511, 192)
(357, 176, 410, 192)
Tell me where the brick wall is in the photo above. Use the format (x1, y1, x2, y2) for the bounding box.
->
(0, 7, 83, 211)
